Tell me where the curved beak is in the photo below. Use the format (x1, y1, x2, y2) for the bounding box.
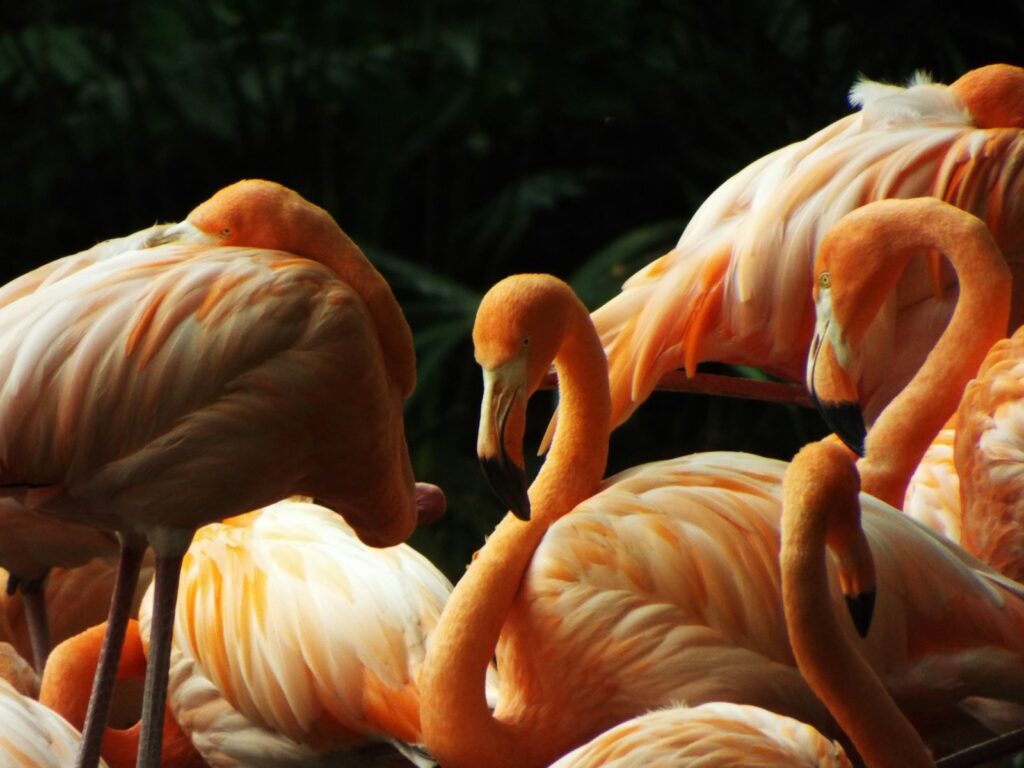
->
(147, 220, 219, 247)
(835, 529, 877, 637)
(807, 324, 866, 458)
(478, 364, 531, 520)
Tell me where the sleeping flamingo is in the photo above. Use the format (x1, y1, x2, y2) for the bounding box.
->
(135, 497, 493, 767)
(592, 63, 1024, 428)
(0, 180, 431, 767)
(551, 438, 937, 768)
(419, 272, 1024, 768)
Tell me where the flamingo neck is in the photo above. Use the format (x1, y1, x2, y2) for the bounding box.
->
(38, 621, 204, 768)
(851, 205, 1011, 506)
(315, 231, 417, 397)
(782, 444, 934, 768)
(420, 305, 611, 768)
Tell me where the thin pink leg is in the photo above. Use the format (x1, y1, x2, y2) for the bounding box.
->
(75, 536, 146, 768)
(20, 579, 51, 674)
(135, 550, 184, 768)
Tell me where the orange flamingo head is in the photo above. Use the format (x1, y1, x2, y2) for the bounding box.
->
(784, 440, 877, 637)
(156, 179, 358, 267)
(473, 274, 582, 519)
(951, 63, 1024, 129)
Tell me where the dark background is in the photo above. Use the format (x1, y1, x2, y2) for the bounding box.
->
(2, 1, 1022, 577)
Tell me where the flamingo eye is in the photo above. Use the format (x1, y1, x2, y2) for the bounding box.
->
(220, 227, 232, 238)
(818, 272, 832, 290)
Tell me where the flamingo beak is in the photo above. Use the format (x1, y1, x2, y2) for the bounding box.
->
(836, 529, 877, 637)
(478, 365, 531, 520)
(807, 325, 866, 458)
(147, 220, 220, 247)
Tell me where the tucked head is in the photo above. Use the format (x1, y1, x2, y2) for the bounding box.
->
(158, 179, 352, 259)
(951, 63, 1024, 129)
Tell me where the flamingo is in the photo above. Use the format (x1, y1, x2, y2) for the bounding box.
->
(39, 621, 206, 768)
(806, 195, 1011, 507)
(0, 179, 429, 767)
(134, 497, 493, 768)
(592, 63, 1024, 428)
(804, 197, 1024, 583)
(551, 439, 936, 768)
(419, 273, 1024, 768)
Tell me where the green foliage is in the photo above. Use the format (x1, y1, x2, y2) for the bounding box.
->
(1, 1, 1022, 575)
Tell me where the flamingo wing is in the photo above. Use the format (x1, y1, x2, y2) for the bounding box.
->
(140, 499, 456, 766)
(594, 75, 1024, 426)
(497, 451, 1024, 741)
(0, 245, 410, 539)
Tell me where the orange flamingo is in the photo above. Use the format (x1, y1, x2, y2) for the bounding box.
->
(554, 438, 936, 768)
(419, 273, 1024, 768)
(39, 621, 206, 768)
(804, 197, 1024, 583)
(593, 63, 1024, 428)
(781, 439, 933, 768)
(135, 497, 489, 767)
(0, 179, 426, 767)
(805, 196, 1011, 507)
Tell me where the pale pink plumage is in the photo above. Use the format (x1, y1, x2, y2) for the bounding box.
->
(548, 703, 850, 768)
(496, 450, 1024, 744)
(594, 65, 1024, 427)
(138, 498, 492, 768)
(903, 420, 962, 541)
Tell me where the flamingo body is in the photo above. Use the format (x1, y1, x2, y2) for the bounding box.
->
(422, 274, 1024, 768)
(548, 703, 850, 768)
(0, 244, 415, 549)
(139, 498, 479, 767)
(595, 65, 1024, 426)
(497, 450, 1024, 744)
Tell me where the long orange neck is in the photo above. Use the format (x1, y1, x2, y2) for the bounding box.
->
(829, 200, 1011, 506)
(782, 442, 934, 768)
(420, 302, 611, 768)
(39, 621, 205, 768)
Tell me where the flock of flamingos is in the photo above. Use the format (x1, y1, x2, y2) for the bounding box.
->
(1, 60, 1024, 768)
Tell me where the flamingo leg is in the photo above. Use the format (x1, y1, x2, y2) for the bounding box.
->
(135, 550, 184, 768)
(19, 576, 51, 674)
(76, 534, 146, 768)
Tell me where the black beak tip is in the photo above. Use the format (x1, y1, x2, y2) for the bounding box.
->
(479, 456, 531, 520)
(845, 589, 876, 638)
(812, 398, 867, 458)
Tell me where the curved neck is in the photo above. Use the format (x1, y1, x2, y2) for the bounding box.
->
(837, 201, 1011, 506)
(317, 232, 417, 398)
(782, 445, 934, 768)
(420, 304, 611, 768)
(38, 621, 204, 768)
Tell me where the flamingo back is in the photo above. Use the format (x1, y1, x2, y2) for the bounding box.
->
(139, 498, 455, 766)
(594, 72, 1024, 426)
